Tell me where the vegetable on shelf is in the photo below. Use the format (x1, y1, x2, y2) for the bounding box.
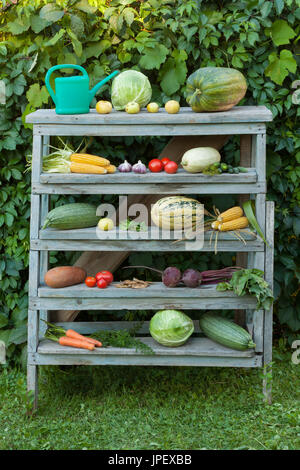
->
(123, 265, 241, 288)
(119, 218, 147, 232)
(85, 276, 97, 288)
(111, 70, 152, 111)
(98, 218, 114, 231)
(181, 147, 221, 173)
(148, 158, 163, 172)
(44, 266, 86, 288)
(217, 206, 244, 223)
(165, 100, 180, 114)
(95, 271, 114, 284)
(217, 268, 274, 310)
(218, 216, 249, 232)
(149, 310, 194, 347)
(44, 322, 102, 351)
(125, 102, 140, 114)
(96, 100, 112, 114)
(164, 161, 178, 174)
(186, 67, 247, 112)
(202, 163, 248, 175)
(199, 313, 256, 351)
(90, 324, 154, 355)
(118, 160, 132, 172)
(147, 102, 159, 113)
(151, 196, 203, 230)
(132, 160, 147, 174)
(43, 203, 100, 230)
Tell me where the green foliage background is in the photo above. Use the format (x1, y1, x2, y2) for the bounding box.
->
(0, 0, 299, 362)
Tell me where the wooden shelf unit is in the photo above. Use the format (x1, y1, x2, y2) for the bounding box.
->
(26, 106, 274, 408)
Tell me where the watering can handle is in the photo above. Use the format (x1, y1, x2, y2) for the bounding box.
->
(45, 64, 88, 105)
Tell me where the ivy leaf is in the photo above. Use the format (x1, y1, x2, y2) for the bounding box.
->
(271, 20, 296, 46)
(274, 0, 284, 14)
(70, 14, 85, 37)
(44, 28, 65, 47)
(0, 314, 8, 329)
(68, 30, 83, 57)
(26, 83, 49, 108)
(123, 8, 135, 26)
(7, 17, 31, 35)
(39, 3, 65, 22)
(139, 44, 169, 70)
(13, 74, 26, 96)
(8, 323, 27, 345)
(84, 40, 111, 59)
(265, 50, 297, 85)
(75, 0, 97, 14)
(160, 51, 187, 95)
(30, 15, 50, 33)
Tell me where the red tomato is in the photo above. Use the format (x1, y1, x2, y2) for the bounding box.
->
(97, 278, 108, 289)
(161, 157, 171, 167)
(95, 271, 114, 284)
(164, 161, 178, 174)
(148, 159, 163, 172)
(85, 276, 96, 288)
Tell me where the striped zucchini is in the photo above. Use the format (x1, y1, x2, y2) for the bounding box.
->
(43, 203, 101, 230)
(199, 313, 256, 350)
(151, 196, 203, 230)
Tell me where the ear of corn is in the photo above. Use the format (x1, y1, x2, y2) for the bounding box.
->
(217, 206, 243, 223)
(211, 221, 220, 230)
(218, 216, 249, 231)
(104, 164, 116, 174)
(70, 162, 107, 174)
(70, 153, 110, 167)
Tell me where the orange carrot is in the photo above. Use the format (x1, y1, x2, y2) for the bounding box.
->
(59, 336, 95, 350)
(65, 329, 102, 347)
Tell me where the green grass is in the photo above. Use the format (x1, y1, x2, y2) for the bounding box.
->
(0, 348, 299, 450)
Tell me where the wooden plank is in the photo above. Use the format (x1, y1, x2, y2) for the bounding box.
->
(31, 238, 263, 252)
(38, 168, 257, 184)
(32, 181, 266, 195)
(264, 201, 274, 365)
(31, 134, 43, 184)
(37, 282, 256, 299)
(29, 351, 262, 368)
(27, 365, 38, 411)
(33, 122, 266, 136)
(26, 106, 273, 124)
(36, 337, 255, 357)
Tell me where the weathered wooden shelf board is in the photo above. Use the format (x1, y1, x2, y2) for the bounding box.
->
(33, 181, 266, 195)
(30, 283, 257, 310)
(37, 337, 255, 357)
(26, 106, 273, 125)
(33, 227, 262, 252)
(39, 168, 257, 184)
(34, 168, 265, 195)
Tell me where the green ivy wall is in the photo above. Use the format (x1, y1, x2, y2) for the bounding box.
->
(0, 0, 299, 362)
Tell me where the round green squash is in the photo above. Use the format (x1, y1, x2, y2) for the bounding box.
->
(186, 67, 247, 112)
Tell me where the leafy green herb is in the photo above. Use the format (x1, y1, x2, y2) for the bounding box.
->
(119, 218, 148, 232)
(91, 325, 154, 355)
(217, 269, 274, 310)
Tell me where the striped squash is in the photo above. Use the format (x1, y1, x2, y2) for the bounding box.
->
(151, 196, 203, 230)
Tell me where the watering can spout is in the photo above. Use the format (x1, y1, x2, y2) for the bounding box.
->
(89, 70, 119, 104)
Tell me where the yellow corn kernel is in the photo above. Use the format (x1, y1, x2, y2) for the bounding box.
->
(217, 206, 244, 223)
(70, 153, 110, 167)
(70, 162, 107, 174)
(218, 217, 249, 232)
(211, 221, 220, 230)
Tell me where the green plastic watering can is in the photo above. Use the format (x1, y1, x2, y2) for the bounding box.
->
(45, 64, 119, 114)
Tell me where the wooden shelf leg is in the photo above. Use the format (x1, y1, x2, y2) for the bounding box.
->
(263, 201, 275, 404)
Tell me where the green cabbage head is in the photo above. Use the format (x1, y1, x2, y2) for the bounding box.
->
(149, 310, 194, 347)
(111, 70, 152, 110)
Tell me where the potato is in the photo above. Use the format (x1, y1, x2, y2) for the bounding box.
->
(44, 266, 86, 288)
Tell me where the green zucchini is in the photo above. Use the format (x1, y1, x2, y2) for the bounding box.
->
(199, 313, 256, 350)
(43, 203, 101, 230)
